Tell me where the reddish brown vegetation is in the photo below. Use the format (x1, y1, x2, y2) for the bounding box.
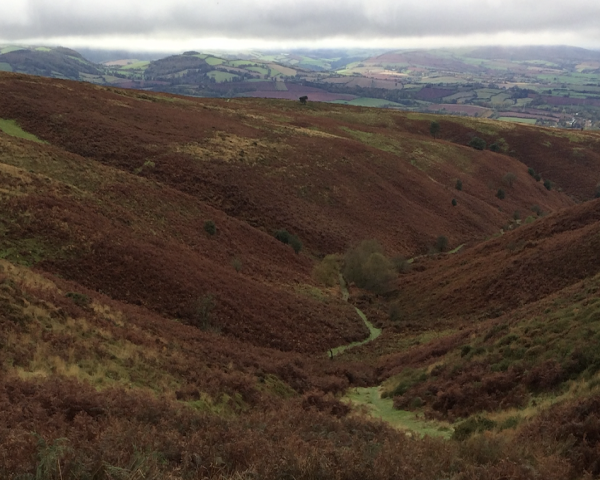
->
(0, 376, 580, 479)
(394, 200, 600, 324)
(3, 72, 600, 479)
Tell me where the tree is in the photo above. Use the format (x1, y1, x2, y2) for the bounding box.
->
(455, 179, 463, 191)
(452, 198, 458, 206)
(496, 189, 506, 200)
(204, 220, 216, 236)
(274, 228, 302, 254)
(342, 240, 396, 294)
(299, 96, 308, 104)
(429, 121, 440, 139)
(468, 137, 486, 150)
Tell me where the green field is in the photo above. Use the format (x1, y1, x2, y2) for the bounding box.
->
(208, 71, 238, 83)
(0, 119, 45, 143)
(121, 61, 150, 70)
(332, 97, 403, 108)
(498, 117, 537, 124)
(247, 66, 269, 75)
(205, 56, 224, 66)
(0, 62, 12, 72)
(0, 46, 25, 54)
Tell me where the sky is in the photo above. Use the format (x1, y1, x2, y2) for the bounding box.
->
(1, 0, 600, 52)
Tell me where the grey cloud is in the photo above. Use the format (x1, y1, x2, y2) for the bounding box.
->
(1, 0, 600, 44)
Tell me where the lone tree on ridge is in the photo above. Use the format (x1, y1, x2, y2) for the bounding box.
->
(429, 121, 440, 139)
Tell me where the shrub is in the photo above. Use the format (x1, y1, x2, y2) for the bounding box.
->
(544, 179, 553, 191)
(489, 143, 500, 152)
(187, 294, 216, 331)
(312, 254, 343, 287)
(513, 210, 520, 220)
(429, 121, 440, 139)
(452, 198, 457, 206)
(289, 235, 303, 254)
(66, 292, 91, 308)
(455, 179, 462, 191)
(231, 257, 242, 272)
(527, 167, 536, 177)
(502, 172, 517, 188)
(274, 229, 291, 243)
(468, 137, 486, 150)
(391, 255, 410, 273)
(274, 229, 302, 254)
(342, 240, 397, 294)
(531, 204, 543, 216)
(496, 189, 505, 200)
(434, 235, 449, 253)
(534, 173, 542, 182)
(204, 220, 216, 236)
(389, 303, 401, 322)
(452, 416, 497, 441)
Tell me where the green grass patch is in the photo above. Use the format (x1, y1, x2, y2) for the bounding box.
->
(207, 71, 238, 83)
(498, 117, 537, 125)
(0, 46, 26, 54)
(344, 97, 403, 107)
(230, 60, 255, 67)
(247, 66, 269, 75)
(205, 56, 224, 66)
(0, 119, 45, 143)
(120, 61, 150, 70)
(0, 62, 13, 72)
(344, 387, 452, 438)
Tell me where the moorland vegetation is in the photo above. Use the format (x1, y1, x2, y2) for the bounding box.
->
(1, 71, 600, 479)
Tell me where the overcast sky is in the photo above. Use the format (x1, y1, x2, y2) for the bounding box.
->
(1, 0, 600, 52)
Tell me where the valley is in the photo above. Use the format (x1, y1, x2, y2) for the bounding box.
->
(1, 70, 600, 479)
(4, 45, 600, 128)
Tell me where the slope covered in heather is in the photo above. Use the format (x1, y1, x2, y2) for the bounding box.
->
(2, 72, 600, 479)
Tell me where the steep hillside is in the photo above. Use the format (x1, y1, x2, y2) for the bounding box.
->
(3, 72, 600, 479)
(0, 72, 577, 257)
(393, 199, 600, 324)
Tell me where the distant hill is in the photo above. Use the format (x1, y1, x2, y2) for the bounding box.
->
(4, 44, 600, 130)
(0, 46, 102, 79)
(467, 45, 600, 62)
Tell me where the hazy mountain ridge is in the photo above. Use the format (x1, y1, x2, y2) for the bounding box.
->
(4, 44, 600, 128)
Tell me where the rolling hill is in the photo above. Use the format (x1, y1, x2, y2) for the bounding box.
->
(2, 71, 600, 479)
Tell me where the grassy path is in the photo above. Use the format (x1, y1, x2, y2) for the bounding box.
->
(334, 275, 452, 437)
(330, 274, 381, 357)
(331, 307, 381, 356)
(343, 387, 453, 438)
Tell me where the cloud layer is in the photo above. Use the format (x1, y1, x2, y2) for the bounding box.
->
(1, 0, 600, 50)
